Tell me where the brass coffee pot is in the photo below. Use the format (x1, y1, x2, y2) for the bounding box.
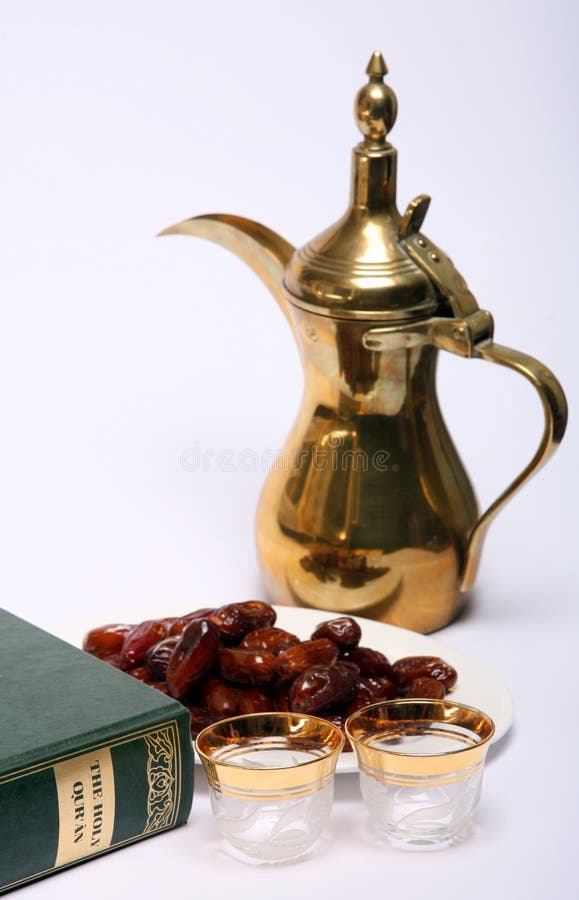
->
(162, 52, 567, 633)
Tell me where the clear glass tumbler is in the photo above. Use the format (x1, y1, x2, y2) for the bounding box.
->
(346, 699, 495, 848)
(196, 712, 344, 862)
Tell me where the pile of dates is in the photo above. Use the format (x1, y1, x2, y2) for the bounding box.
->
(83, 601, 457, 750)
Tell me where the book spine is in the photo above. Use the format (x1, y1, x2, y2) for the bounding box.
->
(0, 709, 194, 894)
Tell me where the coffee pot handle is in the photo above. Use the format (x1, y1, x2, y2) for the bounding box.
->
(460, 341, 567, 591)
(363, 315, 567, 591)
(396, 220, 568, 591)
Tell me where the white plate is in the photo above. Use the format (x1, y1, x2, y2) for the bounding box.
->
(62, 606, 513, 776)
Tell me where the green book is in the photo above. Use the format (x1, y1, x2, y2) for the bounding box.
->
(0, 609, 194, 894)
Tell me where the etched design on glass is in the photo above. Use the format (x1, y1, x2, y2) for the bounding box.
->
(233, 752, 305, 769)
(143, 727, 178, 833)
(360, 770, 483, 845)
(211, 782, 334, 861)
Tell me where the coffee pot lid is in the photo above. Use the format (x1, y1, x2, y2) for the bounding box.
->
(284, 52, 440, 322)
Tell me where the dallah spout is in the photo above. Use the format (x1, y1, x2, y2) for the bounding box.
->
(159, 214, 295, 327)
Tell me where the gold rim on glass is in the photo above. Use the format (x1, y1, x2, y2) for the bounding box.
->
(196, 712, 345, 800)
(345, 699, 495, 783)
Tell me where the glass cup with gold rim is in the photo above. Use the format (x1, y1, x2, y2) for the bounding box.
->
(196, 712, 344, 862)
(345, 699, 495, 848)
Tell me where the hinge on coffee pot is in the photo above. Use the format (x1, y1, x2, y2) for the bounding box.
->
(362, 194, 496, 356)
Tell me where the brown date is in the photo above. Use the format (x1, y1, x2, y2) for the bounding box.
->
(98, 652, 122, 669)
(237, 687, 272, 715)
(240, 627, 299, 655)
(83, 624, 133, 659)
(345, 675, 397, 715)
(405, 676, 446, 699)
(169, 609, 215, 636)
(393, 656, 457, 691)
(289, 662, 359, 715)
(210, 601, 276, 644)
(341, 646, 395, 680)
(166, 618, 220, 699)
(276, 638, 338, 683)
(146, 636, 179, 681)
(274, 682, 291, 712)
(326, 715, 353, 753)
(187, 707, 222, 740)
(127, 664, 155, 685)
(120, 620, 168, 670)
(217, 647, 277, 685)
(199, 676, 239, 717)
(311, 617, 361, 649)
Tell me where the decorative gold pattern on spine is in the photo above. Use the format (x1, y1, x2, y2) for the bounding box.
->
(143, 728, 178, 833)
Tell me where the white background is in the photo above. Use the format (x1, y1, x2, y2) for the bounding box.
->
(0, 1, 577, 898)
